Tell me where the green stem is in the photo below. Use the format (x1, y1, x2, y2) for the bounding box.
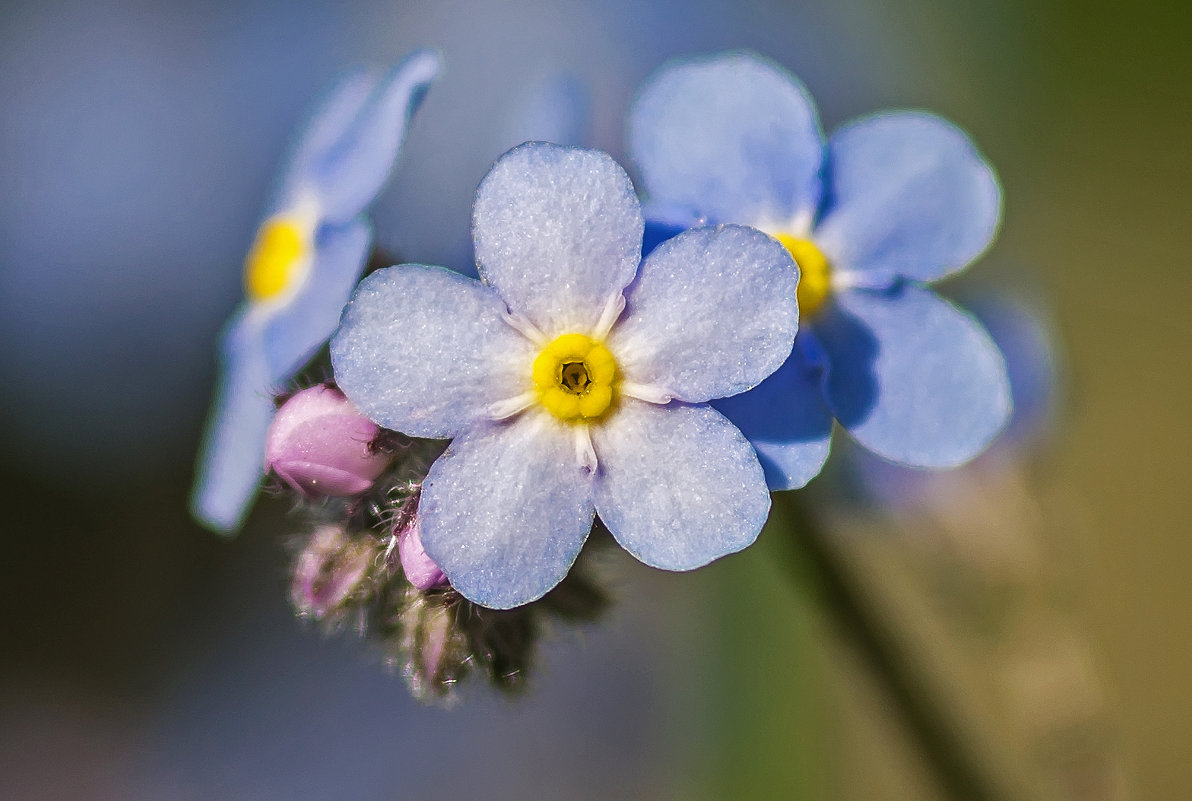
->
(780, 493, 1018, 801)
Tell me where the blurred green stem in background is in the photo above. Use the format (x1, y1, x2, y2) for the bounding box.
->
(774, 491, 1032, 801)
(683, 501, 828, 801)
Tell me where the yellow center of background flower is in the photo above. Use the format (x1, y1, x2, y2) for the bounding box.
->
(244, 217, 309, 302)
(532, 333, 617, 423)
(775, 233, 831, 318)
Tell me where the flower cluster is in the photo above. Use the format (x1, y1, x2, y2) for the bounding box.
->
(191, 49, 1023, 699)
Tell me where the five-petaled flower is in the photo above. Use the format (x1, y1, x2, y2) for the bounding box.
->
(331, 143, 799, 609)
(191, 50, 440, 533)
(629, 51, 1012, 489)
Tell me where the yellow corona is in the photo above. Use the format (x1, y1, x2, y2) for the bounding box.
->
(244, 217, 310, 302)
(532, 333, 618, 423)
(774, 233, 831, 318)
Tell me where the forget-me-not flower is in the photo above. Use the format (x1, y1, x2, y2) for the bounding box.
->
(629, 52, 1011, 489)
(331, 143, 799, 609)
(191, 50, 440, 533)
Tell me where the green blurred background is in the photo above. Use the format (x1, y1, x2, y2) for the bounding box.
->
(1, 0, 1189, 798)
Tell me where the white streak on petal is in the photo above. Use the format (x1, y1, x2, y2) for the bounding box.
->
(592, 292, 626, 340)
(575, 426, 598, 474)
(619, 382, 673, 405)
(331, 265, 535, 439)
(486, 392, 536, 421)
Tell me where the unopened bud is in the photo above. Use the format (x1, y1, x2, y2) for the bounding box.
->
(399, 591, 468, 701)
(291, 525, 376, 619)
(266, 384, 390, 497)
(398, 518, 448, 590)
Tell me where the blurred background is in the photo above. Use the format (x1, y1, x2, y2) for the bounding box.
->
(1, 0, 1189, 798)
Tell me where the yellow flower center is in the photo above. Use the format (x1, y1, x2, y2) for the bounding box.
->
(774, 233, 832, 318)
(532, 333, 617, 423)
(244, 217, 311, 302)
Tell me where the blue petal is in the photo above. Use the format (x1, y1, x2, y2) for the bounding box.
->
(330, 265, 536, 439)
(712, 343, 833, 490)
(964, 291, 1058, 446)
(592, 399, 771, 571)
(262, 220, 371, 384)
(641, 216, 686, 258)
(629, 51, 824, 228)
(817, 284, 1012, 468)
(814, 112, 1001, 283)
(419, 412, 594, 609)
(190, 315, 276, 534)
(497, 73, 590, 149)
(608, 224, 798, 403)
(307, 50, 442, 223)
(472, 143, 643, 336)
(273, 69, 379, 213)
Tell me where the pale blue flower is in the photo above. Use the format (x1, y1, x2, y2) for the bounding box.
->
(331, 143, 798, 609)
(191, 50, 441, 533)
(629, 52, 1012, 489)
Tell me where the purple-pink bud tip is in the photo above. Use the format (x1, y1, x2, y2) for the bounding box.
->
(266, 385, 390, 497)
(398, 518, 448, 590)
(291, 525, 374, 618)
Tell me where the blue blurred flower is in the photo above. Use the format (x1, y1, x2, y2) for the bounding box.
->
(629, 52, 1012, 489)
(850, 288, 1059, 508)
(191, 50, 441, 533)
(331, 143, 798, 609)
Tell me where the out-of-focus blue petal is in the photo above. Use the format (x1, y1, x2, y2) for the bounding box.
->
(190, 315, 276, 534)
(261, 220, 371, 384)
(273, 70, 378, 213)
(629, 51, 823, 228)
(330, 265, 536, 439)
(640, 201, 701, 257)
(592, 399, 770, 571)
(608, 225, 797, 403)
(640, 216, 687, 258)
(498, 73, 590, 149)
(712, 344, 833, 490)
(818, 284, 1011, 468)
(472, 143, 643, 336)
(309, 49, 442, 223)
(420, 412, 594, 609)
(965, 291, 1058, 446)
(814, 112, 1001, 283)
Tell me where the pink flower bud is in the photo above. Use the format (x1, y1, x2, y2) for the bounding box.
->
(397, 591, 467, 701)
(398, 518, 448, 590)
(418, 602, 453, 683)
(266, 385, 390, 497)
(291, 525, 375, 619)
